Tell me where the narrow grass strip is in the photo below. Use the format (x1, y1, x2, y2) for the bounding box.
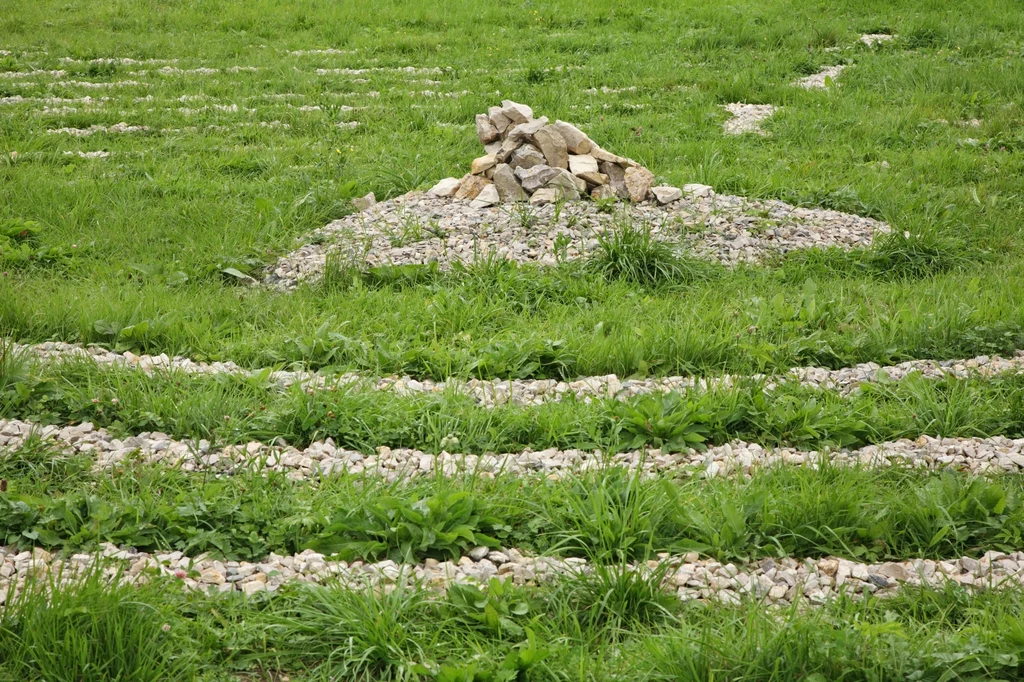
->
(5, 351, 1024, 454)
(4, 456, 1024, 564)
(4, 417, 1024, 480)
(13, 339, 1024, 405)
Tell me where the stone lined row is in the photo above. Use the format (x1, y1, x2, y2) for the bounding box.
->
(2, 543, 1020, 607)
(15, 341, 1024, 407)
(4, 418, 1024, 481)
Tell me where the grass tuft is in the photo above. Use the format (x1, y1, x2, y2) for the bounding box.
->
(588, 221, 716, 287)
(0, 567, 193, 682)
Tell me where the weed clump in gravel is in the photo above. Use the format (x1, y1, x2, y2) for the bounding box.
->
(588, 221, 717, 287)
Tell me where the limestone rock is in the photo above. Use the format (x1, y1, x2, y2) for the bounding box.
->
(591, 146, 638, 167)
(530, 187, 575, 205)
(877, 562, 910, 582)
(531, 125, 569, 169)
(469, 184, 500, 209)
(510, 144, 546, 170)
(552, 120, 593, 154)
(484, 141, 502, 155)
(352, 192, 376, 212)
(624, 166, 654, 202)
(506, 117, 549, 143)
(428, 177, 462, 197)
(683, 183, 715, 198)
(454, 174, 491, 201)
(487, 106, 512, 134)
(495, 136, 522, 163)
(515, 164, 559, 193)
(500, 100, 533, 124)
(568, 154, 599, 175)
(576, 171, 608, 186)
(475, 114, 499, 144)
(591, 185, 618, 201)
(651, 185, 682, 205)
(599, 161, 630, 199)
(471, 154, 497, 175)
(492, 164, 527, 202)
(546, 168, 587, 194)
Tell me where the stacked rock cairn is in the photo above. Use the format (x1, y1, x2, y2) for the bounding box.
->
(427, 100, 683, 208)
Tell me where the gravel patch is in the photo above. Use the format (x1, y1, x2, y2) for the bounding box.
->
(62, 151, 112, 159)
(794, 65, 846, 89)
(861, 34, 895, 47)
(46, 122, 148, 136)
(722, 103, 777, 135)
(11, 80, 150, 89)
(0, 69, 67, 79)
(264, 189, 886, 287)
(4, 418, 1024, 481)
(14, 341, 1023, 406)
(2, 543, 1021, 605)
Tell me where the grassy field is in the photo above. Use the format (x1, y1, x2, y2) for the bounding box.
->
(2, 0, 1024, 679)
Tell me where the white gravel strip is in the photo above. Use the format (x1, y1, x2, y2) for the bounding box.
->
(13, 340, 1023, 407)
(3, 418, 1024, 481)
(2, 543, 1021, 605)
(0, 69, 67, 79)
(266, 188, 886, 285)
(9, 80, 150, 89)
(46, 122, 148, 136)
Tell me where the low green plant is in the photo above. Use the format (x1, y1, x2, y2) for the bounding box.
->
(309, 490, 507, 562)
(412, 628, 551, 682)
(444, 578, 532, 638)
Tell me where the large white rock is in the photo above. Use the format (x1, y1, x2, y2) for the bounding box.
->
(651, 186, 682, 205)
(491, 164, 527, 202)
(475, 114, 499, 144)
(488, 106, 513, 134)
(500, 100, 533, 124)
(552, 120, 593, 154)
(471, 154, 497, 175)
(510, 144, 546, 170)
(428, 177, 462, 197)
(530, 187, 573, 205)
(506, 116, 549, 143)
(546, 168, 587, 193)
(469, 183, 500, 208)
(683, 183, 715, 198)
(568, 154, 599, 175)
(624, 166, 654, 202)
(516, 164, 559, 193)
(531, 125, 568, 169)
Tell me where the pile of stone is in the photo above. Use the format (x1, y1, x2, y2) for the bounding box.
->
(3, 543, 1021, 606)
(426, 100, 679, 207)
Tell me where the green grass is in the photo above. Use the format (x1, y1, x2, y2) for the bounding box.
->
(4, 354, 1024, 453)
(4, 453, 1024, 564)
(0, 567, 195, 682)
(4, 569, 1024, 681)
(2, 0, 1024, 677)
(0, 0, 1022, 380)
